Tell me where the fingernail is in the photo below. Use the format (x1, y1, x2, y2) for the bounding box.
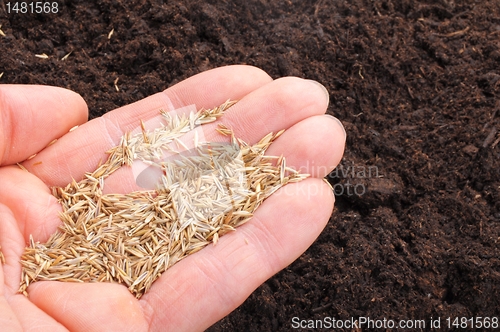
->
(306, 79, 330, 105)
(324, 114, 346, 139)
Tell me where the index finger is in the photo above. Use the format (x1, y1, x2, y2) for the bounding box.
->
(0, 85, 88, 165)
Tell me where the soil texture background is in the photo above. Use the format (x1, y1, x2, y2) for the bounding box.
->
(1, 0, 500, 331)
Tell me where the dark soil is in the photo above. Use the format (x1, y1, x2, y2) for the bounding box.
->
(2, 0, 500, 331)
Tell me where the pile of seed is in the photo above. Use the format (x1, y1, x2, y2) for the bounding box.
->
(19, 101, 308, 298)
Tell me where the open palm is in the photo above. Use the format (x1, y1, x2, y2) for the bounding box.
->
(0, 66, 345, 331)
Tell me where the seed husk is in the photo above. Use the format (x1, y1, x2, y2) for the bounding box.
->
(19, 100, 308, 298)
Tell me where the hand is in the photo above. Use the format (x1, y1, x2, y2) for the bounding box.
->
(0, 65, 345, 331)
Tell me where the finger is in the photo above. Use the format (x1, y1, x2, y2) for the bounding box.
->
(9, 294, 68, 332)
(0, 167, 62, 244)
(265, 114, 346, 178)
(0, 296, 22, 331)
(23, 65, 273, 187)
(156, 77, 330, 147)
(214, 77, 330, 143)
(141, 178, 334, 331)
(0, 85, 88, 165)
(98, 77, 332, 194)
(0, 209, 23, 331)
(27, 282, 148, 332)
(0, 200, 30, 293)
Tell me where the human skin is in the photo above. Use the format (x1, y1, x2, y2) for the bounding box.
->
(0, 65, 345, 331)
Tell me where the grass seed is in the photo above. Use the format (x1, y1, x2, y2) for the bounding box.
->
(19, 100, 308, 298)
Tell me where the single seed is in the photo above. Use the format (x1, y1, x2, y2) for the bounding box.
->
(17, 163, 28, 172)
(0, 246, 5, 264)
(61, 51, 72, 61)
